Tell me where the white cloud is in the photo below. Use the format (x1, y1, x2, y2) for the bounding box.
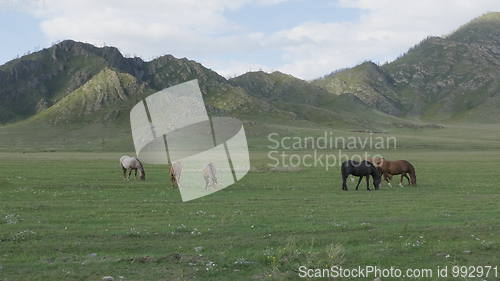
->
(18, 0, 282, 56)
(11, 0, 500, 80)
(272, 0, 500, 79)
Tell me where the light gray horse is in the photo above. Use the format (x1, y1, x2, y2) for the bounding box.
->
(120, 155, 146, 180)
(203, 162, 217, 189)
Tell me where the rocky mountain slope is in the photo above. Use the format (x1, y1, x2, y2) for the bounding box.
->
(313, 12, 500, 122)
(0, 40, 395, 129)
(229, 70, 402, 126)
(312, 62, 403, 116)
(0, 40, 278, 125)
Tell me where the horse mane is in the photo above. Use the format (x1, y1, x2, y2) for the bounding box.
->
(135, 158, 145, 172)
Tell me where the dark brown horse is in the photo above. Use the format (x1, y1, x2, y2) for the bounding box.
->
(341, 160, 381, 191)
(368, 158, 416, 186)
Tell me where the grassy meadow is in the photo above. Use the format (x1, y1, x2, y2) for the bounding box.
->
(0, 123, 499, 281)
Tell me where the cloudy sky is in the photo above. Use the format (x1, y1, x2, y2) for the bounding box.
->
(1, 0, 500, 79)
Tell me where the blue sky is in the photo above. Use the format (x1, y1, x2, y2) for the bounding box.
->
(224, 1, 360, 33)
(0, 10, 45, 62)
(1, 0, 499, 79)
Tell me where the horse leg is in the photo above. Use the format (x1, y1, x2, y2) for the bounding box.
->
(341, 169, 348, 190)
(399, 175, 404, 187)
(204, 175, 209, 190)
(366, 175, 371, 191)
(384, 172, 392, 187)
(342, 174, 348, 191)
(122, 167, 127, 179)
(403, 173, 410, 185)
(355, 176, 363, 190)
(134, 169, 138, 179)
(128, 169, 133, 180)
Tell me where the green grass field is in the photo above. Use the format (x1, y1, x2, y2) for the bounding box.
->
(1, 124, 499, 281)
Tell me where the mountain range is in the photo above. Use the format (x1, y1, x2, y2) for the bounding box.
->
(314, 12, 500, 122)
(1, 12, 500, 135)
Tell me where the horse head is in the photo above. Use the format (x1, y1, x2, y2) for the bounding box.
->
(139, 168, 146, 180)
(410, 175, 416, 185)
(134, 158, 146, 180)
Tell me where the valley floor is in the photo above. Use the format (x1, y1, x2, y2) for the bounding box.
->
(0, 124, 499, 280)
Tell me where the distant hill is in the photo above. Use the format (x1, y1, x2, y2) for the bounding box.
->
(312, 62, 403, 116)
(28, 67, 150, 125)
(230, 70, 403, 127)
(0, 40, 404, 130)
(314, 12, 500, 122)
(0, 40, 278, 126)
(0, 40, 137, 123)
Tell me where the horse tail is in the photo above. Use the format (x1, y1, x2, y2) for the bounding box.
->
(407, 161, 416, 185)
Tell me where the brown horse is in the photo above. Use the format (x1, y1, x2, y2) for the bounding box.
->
(368, 158, 416, 186)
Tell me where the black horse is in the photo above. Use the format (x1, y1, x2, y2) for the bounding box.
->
(341, 160, 381, 191)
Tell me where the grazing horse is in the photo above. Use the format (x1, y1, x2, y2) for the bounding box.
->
(203, 162, 217, 190)
(341, 160, 381, 191)
(120, 155, 146, 180)
(169, 161, 182, 188)
(372, 158, 416, 186)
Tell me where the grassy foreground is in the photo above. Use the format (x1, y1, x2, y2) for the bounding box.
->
(0, 125, 499, 281)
